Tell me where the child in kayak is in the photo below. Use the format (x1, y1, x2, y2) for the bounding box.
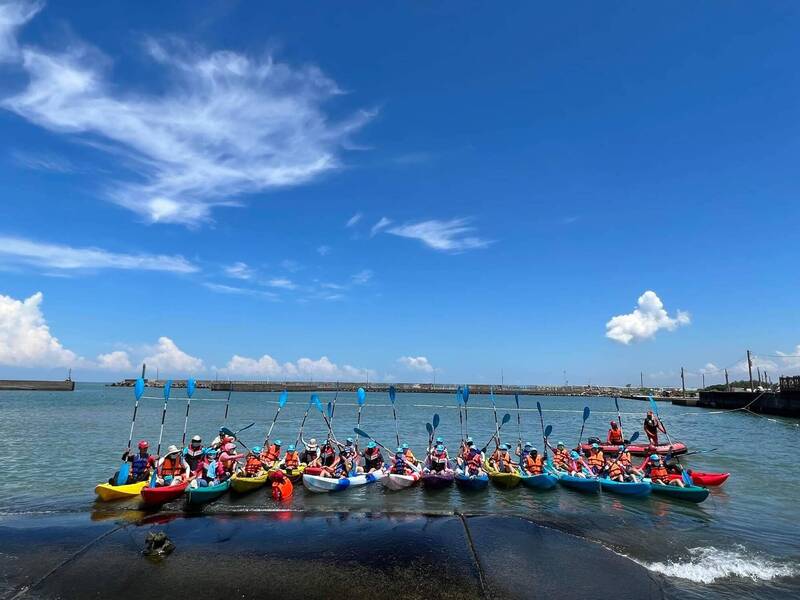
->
(260, 440, 282, 468)
(457, 437, 475, 466)
(197, 448, 219, 486)
(156, 445, 190, 486)
(299, 438, 320, 466)
(607, 421, 624, 445)
(363, 441, 384, 473)
(281, 444, 301, 473)
(183, 435, 206, 479)
(522, 446, 544, 476)
(210, 427, 235, 450)
(426, 444, 450, 473)
(401, 443, 418, 465)
(390, 448, 415, 475)
(463, 446, 485, 477)
(642, 454, 685, 487)
(643, 411, 666, 446)
(489, 444, 516, 473)
(548, 441, 570, 471)
(564, 450, 591, 478)
(587, 443, 605, 475)
(241, 446, 265, 477)
(109, 439, 155, 485)
(217, 442, 244, 482)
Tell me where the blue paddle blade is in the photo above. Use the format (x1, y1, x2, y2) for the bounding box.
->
(312, 394, 322, 412)
(648, 396, 658, 415)
(134, 378, 145, 401)
(115, 462, 130, 486)
(187, 378, 196, 398)
(582, 406, 590, 421)
(327, 401, 333, 419)
(353, 427, 369, 439)
(502, 413, 511, 424)
(357, 387, 366, 406)
(463, 385, 470, 404)
(536, 401, 542, 415)
(389, 385, 397, 404)
(614, 396, 620, 412)
(456, 387, 463, 405)
(433, 413, 440, 429)
(164, 380, 172, 400)
(629, 431, 639, 442)
(490, 386, 495, 406)
(307, 395, 314, 408)
(279, 390, 288, 408)
(426, 423, 433, 435)
(544, 425, 553, 437)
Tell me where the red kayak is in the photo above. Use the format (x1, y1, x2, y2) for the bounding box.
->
(303, 466, 323, 476)
(669, 470, 729, 486)
(140, 480, 189, 506)
(581, 441, 688, 456)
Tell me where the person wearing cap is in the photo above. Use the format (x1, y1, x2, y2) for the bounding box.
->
(317, 439, 344, 478)
(457, 436, 476, 467)
(565, 450, 591, 477)
(240, 445, 264, 477)
(426, 443, 450, 473)
(156, 445, 190, 486)
(463, 444, 485, 477)
(198, 448, 219, 486)
(401, 442, 418, 465)
(218, 442, 245, 481)
(489, 443, 516, 473)
(281, 444, 301, 471)
(642, 454, 684, 487)
(522, 446, 544, 476)
(211, 427, 235, 450)
(390, 447, 414, 475)
(548, 441, 570, 470)
(587, 443, 605, 475)
(300, 438, 320, 466)
(515, 441, 533, 461)
(109, 439, 155, 485)
(260, 440, 282, 467)
(363, 441, 384, 473)
(183, 435, 206, 477)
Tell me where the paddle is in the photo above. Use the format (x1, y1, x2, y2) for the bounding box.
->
(614, 396, 625, 440)
(426, 422, 434, 452)
(648, 396, 672, 446)
(264, 390, 288, 445)
(682, 448, 718, 457)
(456, 387, 465, 443)
(353, 427, 420, 473)
(354, 387, 366, 447)
(576, 406, 590, 449)
(388, 385, 400, 447)
(480, 413, 511, 453)
(490, 386, 501, 449)
(223, 381, 232, 423)
(536, 401, 548, 457)
(605, 430, 640, 477)
(314, 395, 335, 441)
(295, 395, 315, 448)
(116, 378, 146, 485)
(514, 394, 523, 455)
(463, 385, 470, 438)
(150, 380, 172, 487)
(331, 382, 339, 421)
(221, 426, 253, 454)
(180, 378, 196, 448)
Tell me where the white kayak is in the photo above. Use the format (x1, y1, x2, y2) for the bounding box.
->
(302, 470, 386, 493)
(381, 471, 421, 491)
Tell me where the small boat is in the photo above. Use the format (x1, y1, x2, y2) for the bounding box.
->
(381, 471, 421, 491)
(556, 472, 600, 493)
(230, 471, 269, 494)
(186, 479, 231, 505)
(421, 469, 455, 490)
(483, 460, 522, 489)
(454, 469, 489, 491)
(599, 477, 651, 497)
(302, 470, 385, 493)
(519, 471, 558, 490)
(581, 441, 688, 456)
(646, 479, 709, 503)
(669, 470, 729, 486)
(140, 480, 190, 506)
(94, 480, 147, 502)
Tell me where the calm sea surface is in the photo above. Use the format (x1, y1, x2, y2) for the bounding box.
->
(1, 383, 798, 599)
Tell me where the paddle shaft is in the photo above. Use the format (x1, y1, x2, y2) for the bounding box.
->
(224, 383, 232, 422)
(295, 405, 312, 448)
(155, 396, 169, 457)
(125, 396, 140, 454)
(458, 403, 464, 441)
(181, 396, 192, 448)
(614, 396, 625, 438)
(265, 406, 283, 445)
(536, 404, 547, 456)
(515, 395, 522, 450)
(391, 405, 400, 447)
(481, 420, 509, 453)
(490, 389, 501, 448)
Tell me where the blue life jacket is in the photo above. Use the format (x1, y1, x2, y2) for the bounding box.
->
(131, 453, 150, 479)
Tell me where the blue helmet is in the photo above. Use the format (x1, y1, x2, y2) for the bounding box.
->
(274, 439, 282, 446)
(435, 436, 444, 444)
(591, 443, 600, 450)
(650, 454, 660, 461)
(396, 447, 403, 454)
(466, 437, 474, 445)
(436, 444, 444, 451)
(367, 441, 376, 449)
(402, 443, 409, 450)
(570, 451, 580, 459)
(287, 444, 296, 452)
(618, 445, 625, 452)
(251, 445, 262, 454)
(524, 442, 532, 449)
(346, 437, 354, 445)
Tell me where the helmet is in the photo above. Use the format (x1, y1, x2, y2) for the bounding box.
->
(165, 445, 180, 456)
(274, 439, 282, 446)
(502, 444, 510, 451)
(402, 443, 409, 450)
(396, 447, 403, 454)
(223, 443, 236, 453)
(436, 444, 444, 451)
(219, 427, 225, 433)
(287, 444, 296, 452)
(529, 447, 538, 453)
(610, 421, 618, 427)
(138, 440, 149, 450)
(191, 435, 202, 443)
(435, 436, 443, 444)
(466, 437, 474, 445)
(557, 441, 564, 447)
(650, 454, 660, 461)
(346, 437, 354, 445)
(570, 451, 579, 459)
(206, 448, 218, 457)
(524, 442, 532, 448)
(618, 445, 625, 452)
(592, 443, 599, 449)
(367, 441, 376, 449)
(307, 438, 318, 450)
(252, 445, 262, 454)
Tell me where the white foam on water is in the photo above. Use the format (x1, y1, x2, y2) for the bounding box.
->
(631, 545, 798, 584)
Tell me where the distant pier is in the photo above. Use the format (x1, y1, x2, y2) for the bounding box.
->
(0, 379, 75, 391)
(672, 376, 800, 417)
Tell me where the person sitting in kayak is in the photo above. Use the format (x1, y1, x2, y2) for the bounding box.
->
(643, 454, 684, 487)
(299, 438, 320, 465)
(319, 439, 337, 468)
(217, 442, 244, 482)
(109, 439, 155, 485)
(515, 441, 533, 461)
(156, 445, 190, 486)
(457, 437, 475, 465)
(270, 469, 292, 500)
(643, 410, 666, 447)
(260, 440, 282, 468)
(548, 441, 569, 471)
(464, 446, 484, 477)
(362, 441, 384, 473)
(197, 448, 219, 486)
(615, 445, 643, 478)
(242, 445, 265, 477)
(401, 443, 418, 465)
(390, 448, 414, 475)
(564, 450, 591, 477)
(211, 427, 235, 450)
(183, 435, 206, 480)
(427, 444, 450, 472)
(522, 446, 544, 476)
(587, 443, 605, 475)
(607, 421, 624, 445)
(490, 444, 516, 473)
(281, 444, 301, 472)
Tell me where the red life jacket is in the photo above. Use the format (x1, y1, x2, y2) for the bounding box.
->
(650, 465, 668, 482)
(524, 454, 543, 475)
(608, 428, 624, 444)
(283, 451, 299, 468)
(588, 451, 605, 468)
(244, 455, 262, 475)
(553, 448, 569, 468)
(618, 451, 632, 465)
(262, 445, 280, 462)
(608, 461, 624, 478)
(159, 456, 184, 477)
(430, 450, 448, 468)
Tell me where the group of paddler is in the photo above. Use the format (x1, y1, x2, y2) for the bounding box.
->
(96, 379, 725, 505)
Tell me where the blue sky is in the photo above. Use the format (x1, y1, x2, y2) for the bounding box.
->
(1, 0, 799, 386)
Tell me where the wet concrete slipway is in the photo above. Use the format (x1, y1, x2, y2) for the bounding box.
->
(1, 511, 664, 599)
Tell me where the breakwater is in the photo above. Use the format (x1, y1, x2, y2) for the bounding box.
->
(0, 379, 74, 391)
(675, 389, 800, 417)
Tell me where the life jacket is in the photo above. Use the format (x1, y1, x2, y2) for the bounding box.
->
(131, 453, 151, 479)
(588, 451, 605, 469)
(391, 456, 408, 475)
(403, 449, 417, 463)
(618, 451, 632, 465)
(608, 461, 624, 479)
(262, 445, 280, 462)
(644, 416, 658, 434)
(320, 445, 335, 466)
(185, 448, 204, 472)
(300, 449, 318, 464)
(430, 450, 448, 470)
(552, 448, 569, 468)
(283, 451, 300, 468)
(649, 464, 668, 482)
(467, 451, 482, 469)
(608, 428, 624, 444)
(494, 452, 512, 469)
(244, 455, 263, 475)
(524, 454, 543, 475)
(364, 449, 383, 470)
(205, 459, 218, 480)
(567, 458, 584, 474)
(159, 455, 184, 477)
(489, 449, 501, 463)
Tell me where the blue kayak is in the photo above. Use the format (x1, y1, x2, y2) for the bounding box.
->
(557, 473, 600, 493)
(455, 470, 489, 491)
(599, 477, 651, 497)
(520, 472, 558, 490)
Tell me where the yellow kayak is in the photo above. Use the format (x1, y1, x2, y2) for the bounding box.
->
(94, 480, 147, 501)
(269, 464, 306, 483)
(483, 460, 522, 489)
(230, 471, 269, 493)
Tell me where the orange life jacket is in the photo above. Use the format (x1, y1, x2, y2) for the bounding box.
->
(618, 451, 632, 465)
(588, 451, 605, 468)
(650, 465, 668, 482)
(524, 454, 543, 475)
(608, 461, 624, 479)
(403, 449, 417, 463)
(552, 448, 569, 468)
(467, 452, 482, 470)
(159, 455, 184, 477)
(262, 445, 280, 462)
(283, 451, 299, 468)
(608, 428, 624, 444)
(244, 455, 262, 475)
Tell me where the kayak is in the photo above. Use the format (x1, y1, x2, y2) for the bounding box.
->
(669, 470, 729, 487)
(381, 471, 421, 491)
(454, 469, 489, 491)
(421, 470, 455, 490)
(270, 464, 306, 484)
(230, 471, 269, 494)
(95, 480, 147, 501)
(302, 470, 385, 493)
(556, 472, 600, 493)
(271, 477, 293, 500)
(483, 460, 522, 489)
(519, 472, 558, 490)
(186, 479, 231, 505)
(599, 477, 651, 497)
(303, 466, 323, 476)
(581, 441, 688, 456)
(141, 480, 190, 506)
(646, 479, 709, 503)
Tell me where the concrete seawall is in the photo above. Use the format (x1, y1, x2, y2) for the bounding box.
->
(674, 390, 800, 417)
(0, 379, 74, 391)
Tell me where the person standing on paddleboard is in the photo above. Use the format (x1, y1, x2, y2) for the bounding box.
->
(643, 410, 666, 446)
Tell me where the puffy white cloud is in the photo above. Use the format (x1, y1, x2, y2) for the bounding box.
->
(605, 291, 690, 345)
(219, 353, 373, 381)
(1, 4, 372, 226)
(370, 217, 392, 237)
(397, 355, 434, 373)
(0, 235, 199, 273)
(0, 291, 80, 367)
(387, 218, 491, 252)
(345, 212, 363, 228)
(96, 350, 132, 371)
(143, 336, 204, 375)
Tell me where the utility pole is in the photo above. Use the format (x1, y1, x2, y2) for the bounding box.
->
(747, 350, 754, 392)
(725, 369, 729, 391)
(681, 367, 686, 397)
(640, 371, 644, 391)
(702, 373, 705, 389)
(141, 363, 146, 380)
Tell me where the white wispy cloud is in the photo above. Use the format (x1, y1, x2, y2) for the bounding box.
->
(219, 353, 374, 381)
(387, 218, 491, 252)
(370, 216, 392, 237)
(316, 245, 331, 256)
(203, 282, 277, 299)
(345, 212, 363, 228)
(96, 350, 133, 371)
(1, 2, 373, 226)
(397, 355, 434, 373)
(351, 269, 373, 285)
(267, 277, 296, 290)
(11, 149, 75, 173)
(0, 235, 198, 273)
(605, 291, 690, 345)
(224, 261, 254, 280)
